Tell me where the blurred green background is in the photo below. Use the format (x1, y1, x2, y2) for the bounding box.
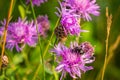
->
(0, 0, 120, 80)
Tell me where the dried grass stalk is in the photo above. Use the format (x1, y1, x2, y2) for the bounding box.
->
(101, 7, 112, 80)
(0, 0, 14, 70)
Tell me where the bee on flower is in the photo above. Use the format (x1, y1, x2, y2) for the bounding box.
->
(51, 42, 95, 79)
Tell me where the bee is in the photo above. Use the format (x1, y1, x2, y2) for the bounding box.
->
(55, 25, 67, 42)
(71, 46, 84, 54)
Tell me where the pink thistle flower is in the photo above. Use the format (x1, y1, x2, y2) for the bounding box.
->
(36, 15, 50, 37)
(0, 18, 38, 52)
(61, 14, 81, 35)
(51, 42, 95, 79)
(63, 0, 100, 21)
(56, 1, 84, 36)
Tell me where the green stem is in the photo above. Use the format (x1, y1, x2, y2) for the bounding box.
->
(29, 0, 44, 80)
(43, 17, 61, 58)
(20, 0, 27, 8)
(29, 0, 42, 52)
(32, 64, 41, 80)
(53, 38, 58, 80)
(32, 17, 60, 80)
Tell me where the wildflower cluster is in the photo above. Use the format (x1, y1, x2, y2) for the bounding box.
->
(0, 15, 50, 52)
(55, 0, 100, 37)
(0, 0, 100, 79)
(52, 0, 100, 79)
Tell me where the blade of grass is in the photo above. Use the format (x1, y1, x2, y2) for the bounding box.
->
(29, 0, 44, 80)
(96, 35, 120, 80)
(32, 17, 60, 80)
(107, 35, 120, 64)
(43, 17, 61, 58)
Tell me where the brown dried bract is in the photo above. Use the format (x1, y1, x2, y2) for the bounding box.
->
(2, 55, 9, 67)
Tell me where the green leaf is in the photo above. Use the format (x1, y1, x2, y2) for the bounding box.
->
(13, 54, 24, 65)
(18, 5, 26, 19)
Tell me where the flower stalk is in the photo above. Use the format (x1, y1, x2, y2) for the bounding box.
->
(0, 0, 14, 70)
(43, 17, 61, 58)
(29, 0, 45, 79)
(101, 7, 112, 80)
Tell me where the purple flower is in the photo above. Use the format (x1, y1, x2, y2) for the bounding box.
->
(36, 15, 50, 37)
(51, 42, 95, 79)
(26, 0, 47, 6)
(62, 0, 100, 21)
(61, 14, 81, 35)
(56, 1, 86, 36)
(0, 18, 38, 52)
